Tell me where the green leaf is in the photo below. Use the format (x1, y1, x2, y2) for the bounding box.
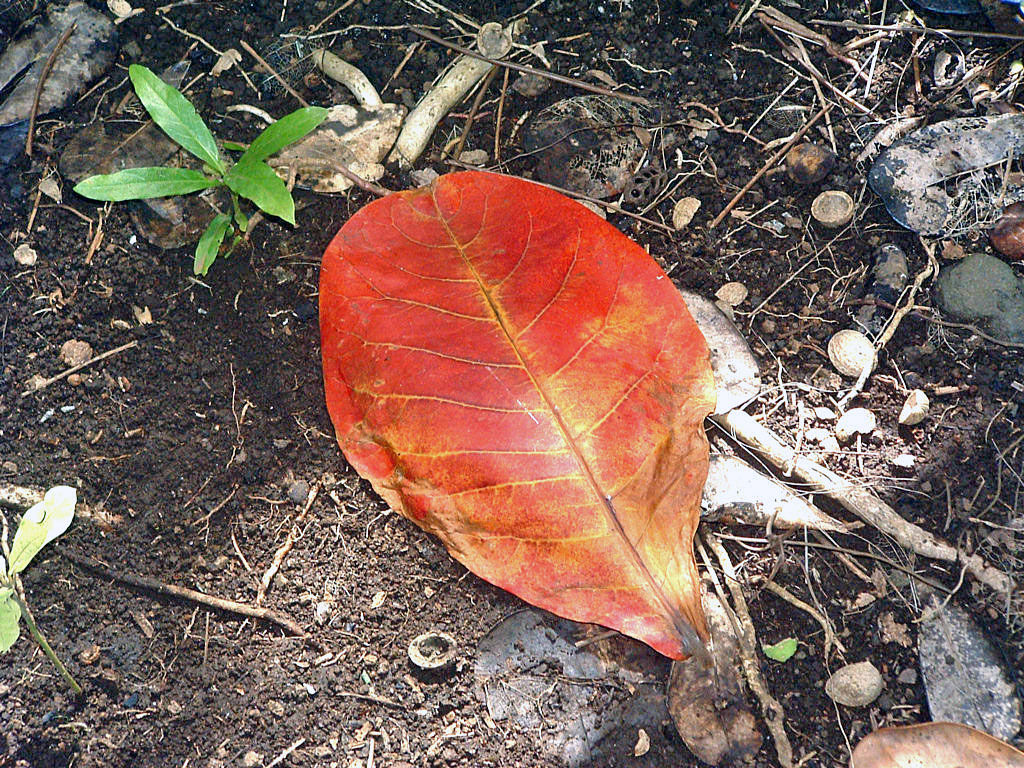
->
(7, 486, 77, 576)
(0, 592, 20, 653)
(74, 167, 219, 201)
(129, 64, 224, 175)
(762, 637, 798, 662)
(233, 204, 249, 233)
(223, 140, 247, 152)
(194, 214, 233, 275)
(224, 159, 294, 224)
(237, 106, 328, 164)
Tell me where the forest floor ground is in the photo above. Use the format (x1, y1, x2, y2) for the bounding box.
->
(1, 1, 1022, 766)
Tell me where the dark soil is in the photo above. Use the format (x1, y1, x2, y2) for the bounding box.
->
(1, 1, 1022, 767)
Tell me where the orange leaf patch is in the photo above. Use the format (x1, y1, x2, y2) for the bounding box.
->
(320, 171, 716, 658)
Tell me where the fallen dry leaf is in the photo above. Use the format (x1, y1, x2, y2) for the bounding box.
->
(320, 171, 716, 658)
(668, 590, 762, 764)
(851, 722, 1024, 768)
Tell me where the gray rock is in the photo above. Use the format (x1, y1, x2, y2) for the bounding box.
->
(936, 253, 1024, 342)
(897, 668, 918, 685)
(287, 479, 309, 505)
(825, 661, 883, 707)
(918, 598, 1022, 740)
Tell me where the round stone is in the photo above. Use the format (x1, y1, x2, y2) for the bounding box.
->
(826, 660, 883, 707)
(828, 330, 875, 378)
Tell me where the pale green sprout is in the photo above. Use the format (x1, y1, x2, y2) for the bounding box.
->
(74, 64, 327, 276)
(762, 637, 798, 663)
(1, 486, 82, 694)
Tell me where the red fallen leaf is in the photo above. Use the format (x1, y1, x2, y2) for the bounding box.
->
(320, 171, 716, 658)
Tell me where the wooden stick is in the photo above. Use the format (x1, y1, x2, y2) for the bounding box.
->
(21, 340, 139, 397)
(257, 484, 319, 605)
(712, 409, 1015, 595)
(59, 547, 319, 647)
(700, 534, 794, 768)
(410, 26, 650, 105)
(709, 103, 831, 229)
(26, 22, 77, 157)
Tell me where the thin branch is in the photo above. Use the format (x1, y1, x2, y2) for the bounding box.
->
(410, 26, 650, 105)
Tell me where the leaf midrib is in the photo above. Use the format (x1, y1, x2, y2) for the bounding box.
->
(431, 193, 698, 655)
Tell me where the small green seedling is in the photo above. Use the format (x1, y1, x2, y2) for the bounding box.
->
(74, 64, 327, 276)
(762, 637, 798, 663)
(1, 486, 81, 695)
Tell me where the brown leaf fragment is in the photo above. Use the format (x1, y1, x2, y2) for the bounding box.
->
(669, 591, 762, 765)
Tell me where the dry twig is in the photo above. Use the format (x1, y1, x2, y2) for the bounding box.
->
(257, 484, 320, 605)
(26, 22, 77, 157)
(59, 547, 318, 647)
(712, 408, 1015, 596)
(21, 340, 139, 397)
(699, 534, 794, 768)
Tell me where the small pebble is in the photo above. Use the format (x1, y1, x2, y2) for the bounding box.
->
(828, 329, 875, 378)
(314, 601, 332, 626)
(672, 197, 701, 230)
(897, 668, 918, 685)
(242, 751, 263, 767)
(458, 149, 489, 166)
(898, 389, 929, 426)
(410, 168, 440, 187)
(14, 243, 37, 266)
(59, 339, 93, 367)
(825, 660, 883, 707)
(287, 479, 310, 505)
(814, 406, 837, 421)
(835, 408, 876, 442)
(892, 453, 916, 469)
(715, 281, 748, 307)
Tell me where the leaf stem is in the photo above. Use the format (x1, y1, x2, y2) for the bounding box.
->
(11, 591, 83, 696)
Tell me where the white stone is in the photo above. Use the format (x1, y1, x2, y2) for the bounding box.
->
(828, 329, 876, 378)
(835, 408, 876, 442)
(899, 389, 930, 426)
(14, 243, 37, 266)
(892, 453, 916, 469)
(825, 661, 883, 707)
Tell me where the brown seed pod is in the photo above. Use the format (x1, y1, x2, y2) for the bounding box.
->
(989, 201, 1024, 260)
(785, 142, 836, 184)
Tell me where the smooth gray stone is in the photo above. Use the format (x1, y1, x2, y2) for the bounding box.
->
(936, 253, 1024, 342)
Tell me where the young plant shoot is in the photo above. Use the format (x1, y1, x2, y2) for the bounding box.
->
(74, 65, 327, 275)
(1, 486, 81, 695)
